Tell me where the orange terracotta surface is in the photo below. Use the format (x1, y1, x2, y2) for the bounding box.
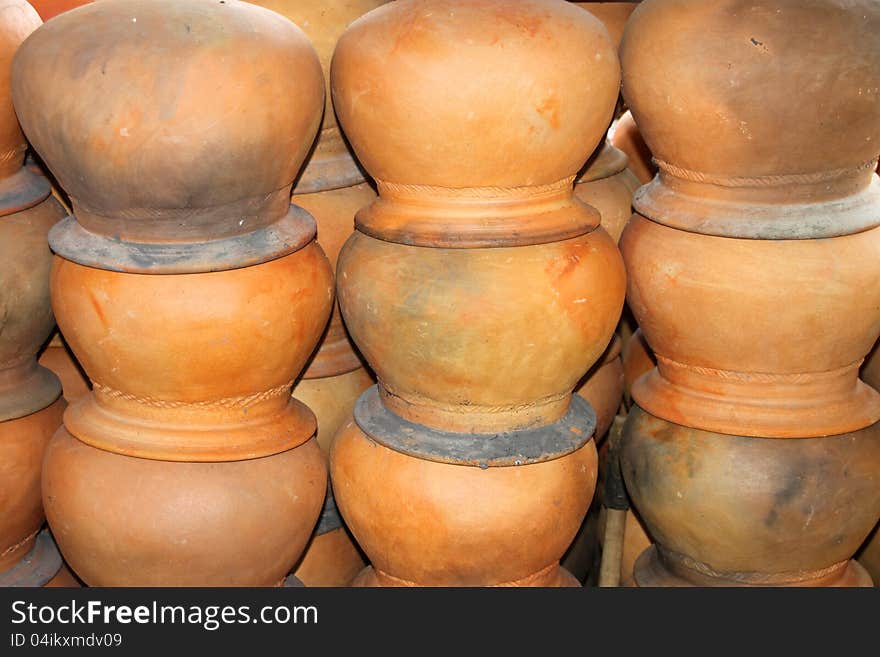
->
(573, 2, 639, 49)
(0, 399, 64, 572)
(26, 1, 90, 22)
(622, 0, 880, 183)
(0, 0, 40, 178)
(623, 406, 880, 586)
(620, 216, 880, 438)
(611, 110, 655, 185)
(293, 527, 366, 588)
(51, 246, 333, 461)
(574, 141, 640, 244)
(38, 334, 90, 403)
(12, 0, 324, 245)
(44, 563, 81, 587)
(294, 367, 373, 453)
(331, 0, 620, 247)
(338, 231, 625, 433)
(44, 429, 326, 586)
(331, 418, 596, 587)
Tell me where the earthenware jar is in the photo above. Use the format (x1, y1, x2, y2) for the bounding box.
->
(0, 0, 67, 586)
(13, 0, 333, 585)
(329, 0, 625, 587)
(619, 0, 880, 586)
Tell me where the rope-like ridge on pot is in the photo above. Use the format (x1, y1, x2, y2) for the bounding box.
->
(655, 157, 879, 188)
(372, 562, 561, 587)
(380, 384, 571, 416)
(660, 547, 850, 585)
(376, 176, 576, 199)
(655, 354, 862, 383)
(1, 528, 40, 558)
(92, 380, 294, 409)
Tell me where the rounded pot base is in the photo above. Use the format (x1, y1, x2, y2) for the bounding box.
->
(634, 545, 873, 588)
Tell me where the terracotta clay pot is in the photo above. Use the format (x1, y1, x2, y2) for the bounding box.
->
(0, 399, 64, 573)
(13, 0, 333, 585)
(329, 0, 625, 586)
(623, 407, 880, 586)
(44, 428, 325, 586)
(38, 333, 89, 403)
(619, 0, 880, 586)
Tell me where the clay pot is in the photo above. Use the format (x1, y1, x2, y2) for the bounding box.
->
(575, 335, 624, 441)
(44, 428, 326, 586)
(38, 333, 89, 403)
(623, 406, 880, 586)
(51, 248, 332, 462)
(621, 217, 880, 439)
(338, 231, 625, 434)
(13, 0, 324, 273)
(12, 0, 332, 585)
(332, 417, 596, 587)
(44, 563, 81, 588)
(574, 141, 640, 244)
(330, 0, 624, 587)
(618, 0, 880, 586)
(621, 327, 653, 406)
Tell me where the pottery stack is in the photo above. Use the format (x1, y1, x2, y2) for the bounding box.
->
(12, 0, 333, 586)
(0, 0, 67, 588)
(328, 0, 625, 587)
(619, 0, 880, 586)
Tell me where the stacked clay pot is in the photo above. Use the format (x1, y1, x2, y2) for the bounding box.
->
(246, 0, 384, 589)
(0, 0, 67, 588)
(619, 0, 880, 586)
(12, 0, 333, 586)
(329, 0, 625, 587)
